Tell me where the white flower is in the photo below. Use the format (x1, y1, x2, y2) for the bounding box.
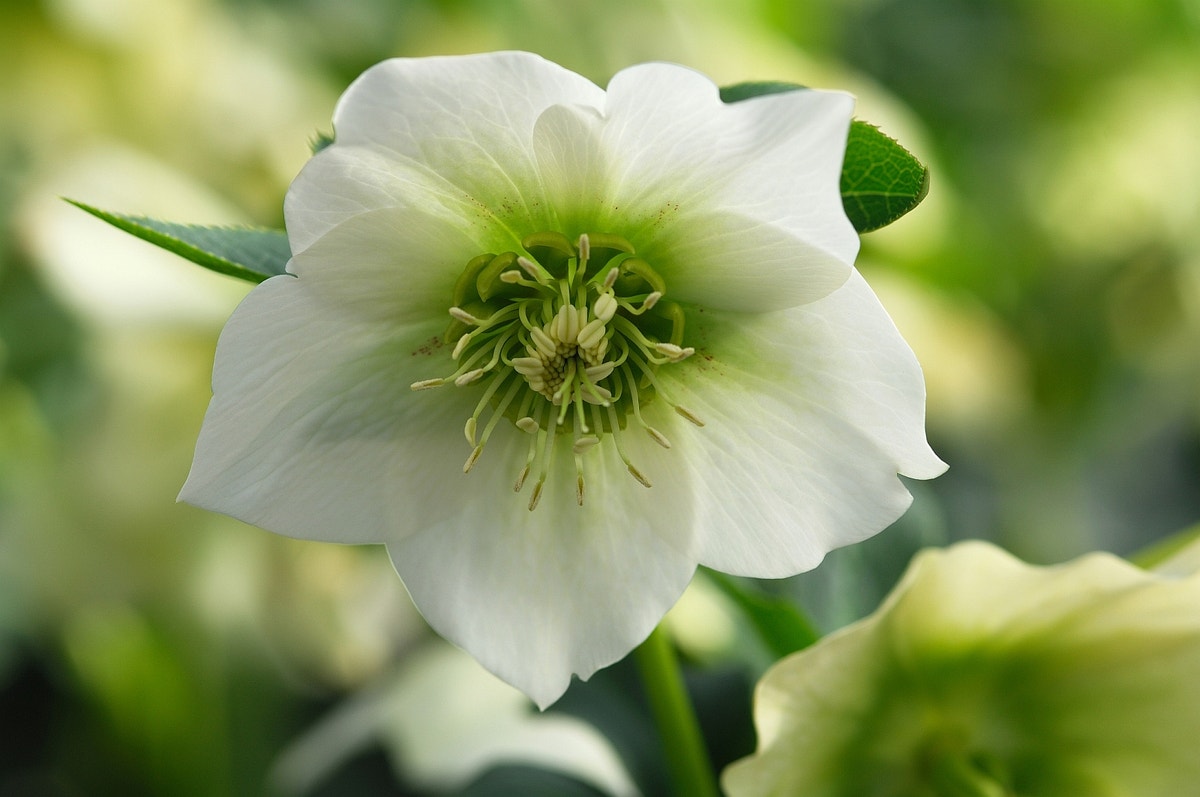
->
(723, 541, 1200, 797)
(179, 51, 944, 707)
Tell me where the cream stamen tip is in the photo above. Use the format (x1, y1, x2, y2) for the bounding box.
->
(448, 306, 480, 325)
(455, 369, 486, 386)
(463, 445, 484, 473)
(646, 426, 672, 449)
(572, 436, 601, 454)
(627, 465, 652, 489)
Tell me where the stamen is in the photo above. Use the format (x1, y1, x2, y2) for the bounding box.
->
(529, 410, 558, 511)
(572, 436, 600, 454)
(443, 230, 698, 507)
(463, 445, 483, 473)
(449, 306, 481, 325)
(645, 426, 672, 449)
(585, 362, 616, 382)
(512, 357, 546, 377)
(654, 342, 695, 362)
(577, 318, 607, 350)
(454, 368, 486, 386)
(593, 293, 618, 322)
(605, 402, 653, 489)
(530, 327, 557, 358)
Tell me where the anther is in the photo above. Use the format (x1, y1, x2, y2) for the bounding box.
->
(577, 234, 590, 263)
(530, 327, 557, 357)
(410, 378, 445, 391)
(593, 293, 618, 322)
(585, 362, 615, 381)
(464, 417, 477, 446)
(515, 416, 540, 434)
(528, 479, 545, 511)
(451, 333, 472, 359)
(602, 268, 619, 290)
(463, 445, 484, 473)
(454, 368, 486, 386)
(512, 357, 545, 376)
(514, 464, 530, 492)
(642, 291, 662, 310)
(576, 474, 585, 506)
(572, 436, 601, 454)
(675, 405, 705, 427)
(499, 270, 522, 283)
(645, 426, 672, 449)
(448, 306, 481, 325)
(517, 256, 543, 280)
(577, 318, 607, 350)
(654, 342, 693, 361)
(627, 465, 652, 488)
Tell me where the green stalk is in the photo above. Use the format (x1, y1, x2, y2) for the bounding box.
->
(632, 625, 720, 797)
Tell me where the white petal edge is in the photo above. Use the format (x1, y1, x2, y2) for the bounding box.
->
(180, 272, 483, 543)
(598, 63, 859, 311)
(387, 420, 701, 709)
(656, 269, 946, 577)
(287, 52, 606, 254)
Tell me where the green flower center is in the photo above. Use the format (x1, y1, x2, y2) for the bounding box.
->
(411, 232, 703, 510)
(918, 730, 1014, 797)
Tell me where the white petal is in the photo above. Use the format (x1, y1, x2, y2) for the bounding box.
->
(287, 52, 606, 253)
(387, 423, 699, 708)
(598, 63, 859, 311)
(531, 102, 611, 234)
(287, 206, 482, 321)
(180, 273, 480, 543)
(657, 269, 945, 577)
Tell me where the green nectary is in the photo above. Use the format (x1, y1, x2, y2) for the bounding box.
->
(410, 231, 703, 509)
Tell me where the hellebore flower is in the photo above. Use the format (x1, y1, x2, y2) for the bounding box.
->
(723, 541, 1200, 797)
(179, 52, 944, 707)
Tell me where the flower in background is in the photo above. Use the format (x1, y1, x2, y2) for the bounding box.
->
(723, 541, 1200, 797)
(179, 51, 944, 707)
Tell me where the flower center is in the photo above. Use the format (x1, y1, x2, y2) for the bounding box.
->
(411, 231, 703, 510)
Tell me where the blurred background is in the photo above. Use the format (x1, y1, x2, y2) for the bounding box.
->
(2, 0, 1199, 793)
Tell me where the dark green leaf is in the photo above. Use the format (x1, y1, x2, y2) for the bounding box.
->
(718, 81, 808, 103)
(67, 200, 291, 284)
(310, 130, 335, 154)
(840, 121, 930, 232)
(704, 570, 820, 660)
(460, 766, 609, 797)
(720, 81, 930, 233)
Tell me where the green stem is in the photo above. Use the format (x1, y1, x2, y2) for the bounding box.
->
(632, 625, 720, 797)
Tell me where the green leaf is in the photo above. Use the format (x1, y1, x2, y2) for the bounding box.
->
(67, 200, 291, 284)
(704, 570, 820, 660)
(720, 81, 929, 233)
(840, 121, 930, 233)
(310, 130, 335, 154)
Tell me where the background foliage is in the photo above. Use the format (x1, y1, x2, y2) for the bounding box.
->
(1, 0, 1198, 793)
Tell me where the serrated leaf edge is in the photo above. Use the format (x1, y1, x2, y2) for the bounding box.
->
(66, 199, 289, 284)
